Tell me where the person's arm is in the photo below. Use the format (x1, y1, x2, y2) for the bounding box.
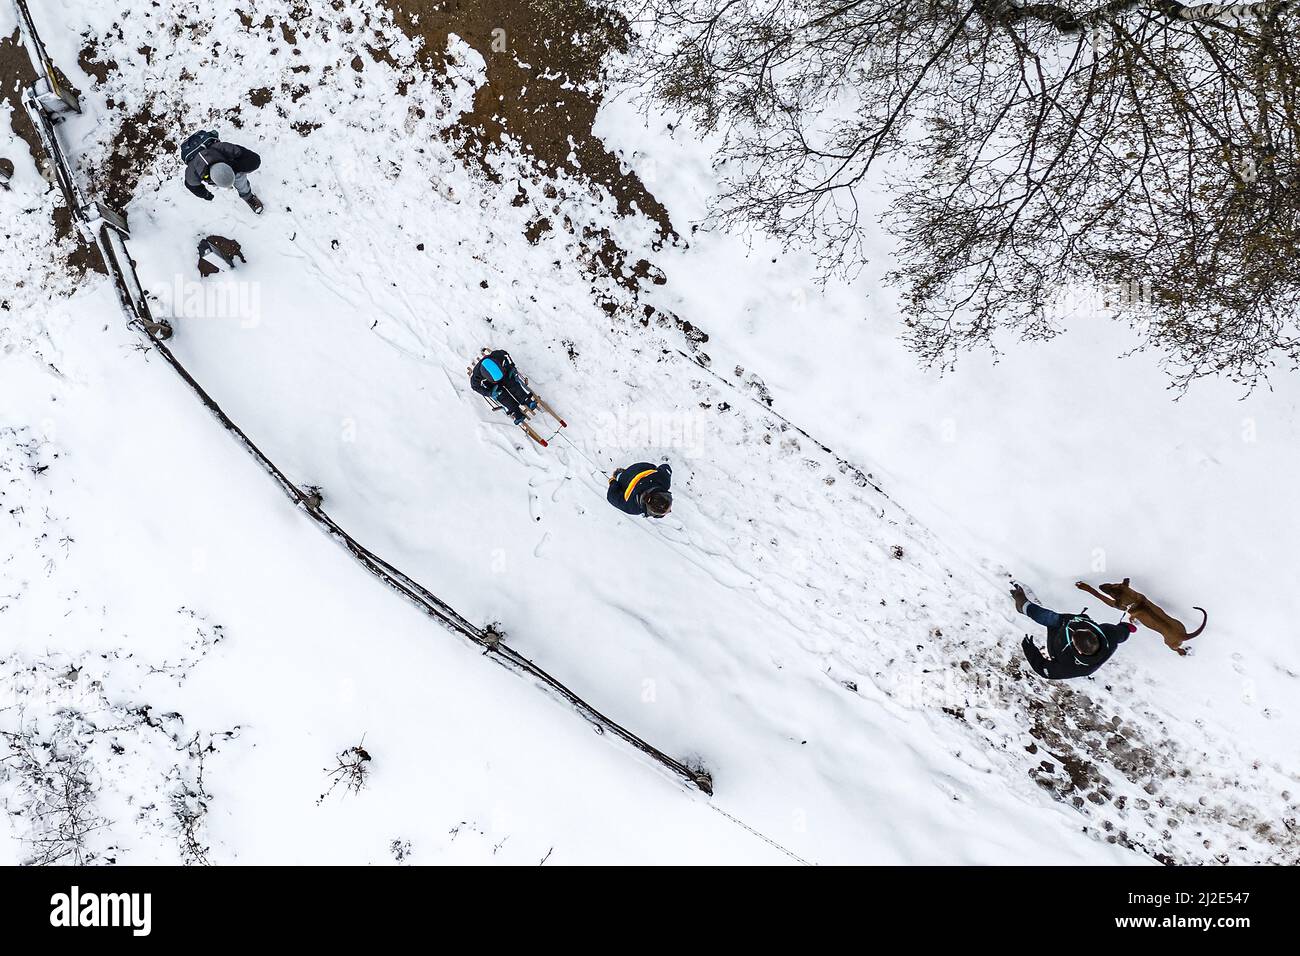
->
(1021, 636, 1053, 678)
(184, 164, 213, 200)
(214, 142, 261, 173)
(1022, 637, 1098, 679)
(607, 472, 635, 512)
(211, 141, 246, 165)
(1104, 623, 1131, 646)
(1052, 657, 1102, 679)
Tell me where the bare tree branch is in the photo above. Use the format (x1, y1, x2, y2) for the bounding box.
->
(629, 0, 1300, 386)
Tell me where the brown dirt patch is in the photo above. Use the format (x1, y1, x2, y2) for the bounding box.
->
(1, 30, 100, 276)
(76, 42, 178, 216)
(381, 0, 671, 235)
(1, 30, 44, 176)
(77, 38, 117, 85)
(92, 98, 176, 213)
(381, 1, 698, 347)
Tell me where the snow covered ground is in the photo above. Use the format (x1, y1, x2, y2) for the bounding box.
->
(1, 0, 1296, 865)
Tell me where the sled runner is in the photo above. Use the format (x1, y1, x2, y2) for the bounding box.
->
(468, 348, 567, 447)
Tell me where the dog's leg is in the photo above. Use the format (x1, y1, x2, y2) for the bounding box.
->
(1076, 581, 1121, 609)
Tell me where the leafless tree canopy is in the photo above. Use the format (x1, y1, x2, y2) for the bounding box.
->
(631, 0, 1300, 385)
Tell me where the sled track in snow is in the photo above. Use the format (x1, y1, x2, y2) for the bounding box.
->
(12, 5, 716, 802)
(676, 349, 889, 498)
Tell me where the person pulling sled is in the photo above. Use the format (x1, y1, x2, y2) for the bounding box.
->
(468, 348, 565, 446)
(181, 130, 264, 214)
(607, 462, 673, 519)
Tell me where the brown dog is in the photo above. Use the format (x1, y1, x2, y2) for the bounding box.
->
(1076, 579, 1206, 656)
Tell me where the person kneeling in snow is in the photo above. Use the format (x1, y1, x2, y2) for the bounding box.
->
(607, 462, 672, 519)
(1011, 584, 1133, 680)
(181, 130, 264, 214)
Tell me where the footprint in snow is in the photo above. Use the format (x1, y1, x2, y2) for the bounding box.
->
(528, 476, 568, 522)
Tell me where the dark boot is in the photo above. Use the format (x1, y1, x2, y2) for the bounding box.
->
(243, 192, 264, 215)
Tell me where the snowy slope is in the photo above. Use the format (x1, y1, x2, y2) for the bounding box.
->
(593, 86, 1300, 857)
(1, 0, 1295, 865)
(0, 300, 779, 865)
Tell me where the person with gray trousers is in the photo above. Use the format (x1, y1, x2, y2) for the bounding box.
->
(183, 137, 263, 214)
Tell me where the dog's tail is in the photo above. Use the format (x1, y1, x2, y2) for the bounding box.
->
(1187, 607, 1208, 639)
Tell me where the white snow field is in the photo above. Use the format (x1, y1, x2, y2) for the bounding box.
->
(1, 0, 1296, 865)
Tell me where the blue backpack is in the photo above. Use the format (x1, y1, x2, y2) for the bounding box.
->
(180, 130, 219, 163)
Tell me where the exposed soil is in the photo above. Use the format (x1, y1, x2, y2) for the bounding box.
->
(92, 97, 176, 213)
(382, 0, 672, 236)
(378, 1, 702, 348)
(1, 29, 43, 167)
(77, 37, 117, 85)
(1, 30, 100, 276)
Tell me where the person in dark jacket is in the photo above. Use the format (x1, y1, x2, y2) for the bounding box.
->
(469, 349, 536, 424)
(1011, 584, 1133, 680)
(607, 462, 672, 518)
(183, 137, 263, 213)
